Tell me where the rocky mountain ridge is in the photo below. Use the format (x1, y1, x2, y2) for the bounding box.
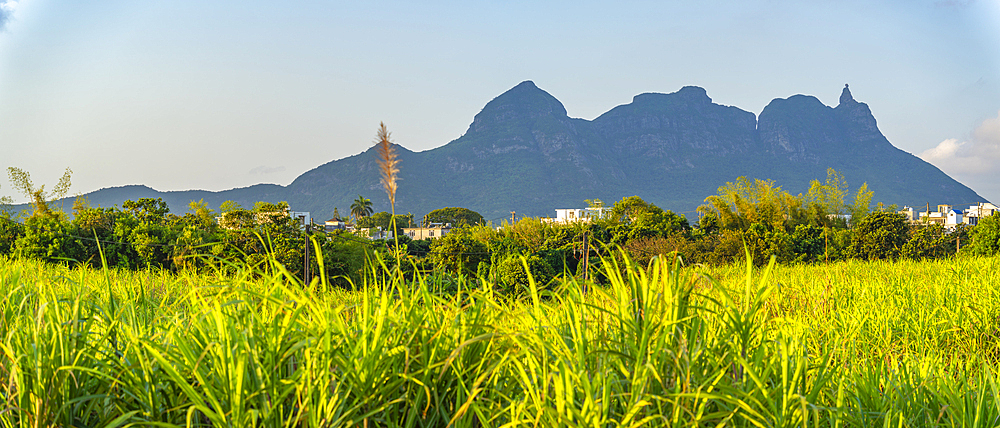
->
(50, 81, 986, 222)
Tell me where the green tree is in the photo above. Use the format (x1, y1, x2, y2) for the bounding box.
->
(187, 199, 217, 229)
(496, 254, 555, 294)
(423, 207, 485, 227)
(848, 183, 874, 225)
(119, 199, 174, 268)
(123, 198, 170, 223)
(0, 183, 12, 216)
(429, 229, 489, 276)
(845, 211, 909, 261)
(356, 211, 412, 237)
(14, 215, 79, 263)
(966, 213, 1000, 256)
(0, 212, 24, 256)
(803, 168, 850, 227)
(698, 177, 796, 232)
(605, 196, 688, 245)
(219, 200, 243, 213)
(902, 224, 953, 260)
(72, 206, 133, 267)
(350, 195, 373, 222)
(7, 167, 72, 219)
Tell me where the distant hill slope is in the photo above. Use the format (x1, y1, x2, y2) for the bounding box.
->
(43, 82, 986, 222)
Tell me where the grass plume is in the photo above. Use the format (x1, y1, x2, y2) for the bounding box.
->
(375, 122, 398, 208)
(375, 122, 401, 256)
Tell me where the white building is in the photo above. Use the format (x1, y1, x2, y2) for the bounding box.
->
(964, 203, 999, 226)
(290, 211, 311, 228)
(402, 223, 451, 240)
(542, 206, 612, 224)
(324, 217, 348, 232)
(947, 209, 963, 226)
(357, 227, 393, 240)
(898, 206, 917, 222)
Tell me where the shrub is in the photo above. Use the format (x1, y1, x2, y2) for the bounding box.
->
(496, 254, 555, 295)
(966, 213, 1000, 256)
(845, 211, 909, 261)
(429, 229, 489, 275)
(902, 224, 951, 260)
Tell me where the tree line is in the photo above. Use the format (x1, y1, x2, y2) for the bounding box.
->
(2, 167, 999, 291)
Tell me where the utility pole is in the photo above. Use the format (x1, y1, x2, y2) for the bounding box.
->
(510, 211, 516, 226)
(303, 221, 311, 285)
(582, 230, 589, 292)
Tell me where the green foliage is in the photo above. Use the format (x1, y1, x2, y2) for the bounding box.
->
(496, 254, 555, 294)
(252, 200, 289, 214)
(2, 247, 999, 426)
(321, 232, 370, 287)
(6, 166, 73, 219)
(350, 195, 373, 221)
(966, 213, 1000, 256)
(846, 211, 909, 261)
(0, 216, 22, 256)
(219, 199, 242, 213)
(72, 206, 134, 267)
(605, 196, 688, 245)
(902, 224, 954, 260)
(698, 176, 799, 232)
(356, 211, 413, 236)
(423, 206, 485, 227)
(802, 168, 850, 227)
(122, 197, 170, 223)
(848, 182, 874, 224)
(428, 229, 488, 275)
(14, 215, 79, 262)
(790, 224, 825, 263)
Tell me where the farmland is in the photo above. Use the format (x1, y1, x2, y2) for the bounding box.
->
(1, 251, 998, 427)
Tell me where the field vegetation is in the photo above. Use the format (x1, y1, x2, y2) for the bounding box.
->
(1, 248, 998, 427)
(3, 161, 1000, 426)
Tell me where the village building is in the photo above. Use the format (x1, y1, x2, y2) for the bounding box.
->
(541, 206, 612, 224)
(324, 217, 348, 232)
(356, 227, 394, 240)
(403, 223, 451, 240)
(290, 211, 311, 228)
(964, 203, 999, 226)
(898, 206, 917, 222)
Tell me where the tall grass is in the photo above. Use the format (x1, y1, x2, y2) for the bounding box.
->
(0, 251, 998, 427)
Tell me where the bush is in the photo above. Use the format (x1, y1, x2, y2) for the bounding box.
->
(14, 215, 80, 263)
(790, 224, 825, 263)
(902, 224, 951, 260)
(845, 211, 909, 261)
(429, 229, 489, 276)
(0, 215, 24, 256)
(966, 213, 1000, 256)
(496, 255, 555, 295)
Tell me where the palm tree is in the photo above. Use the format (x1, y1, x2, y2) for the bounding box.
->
(350, 195, 373, 222)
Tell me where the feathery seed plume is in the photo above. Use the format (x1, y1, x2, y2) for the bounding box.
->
(375, 122, 399, 207)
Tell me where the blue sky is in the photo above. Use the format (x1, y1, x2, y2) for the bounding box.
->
(2, 0, 999, 205)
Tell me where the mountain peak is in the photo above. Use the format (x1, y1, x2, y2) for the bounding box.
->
(839, 84, 855, 105)
(631, 86, 712, 105)
(465, 81, 568, 135)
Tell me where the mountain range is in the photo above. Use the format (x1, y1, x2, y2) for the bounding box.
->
(49, 81, 986, 222)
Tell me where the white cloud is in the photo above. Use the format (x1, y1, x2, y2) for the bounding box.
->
(920, 110, 1000, 203)
(0, 1, 20, 31)
(921, 138, 965, 161)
